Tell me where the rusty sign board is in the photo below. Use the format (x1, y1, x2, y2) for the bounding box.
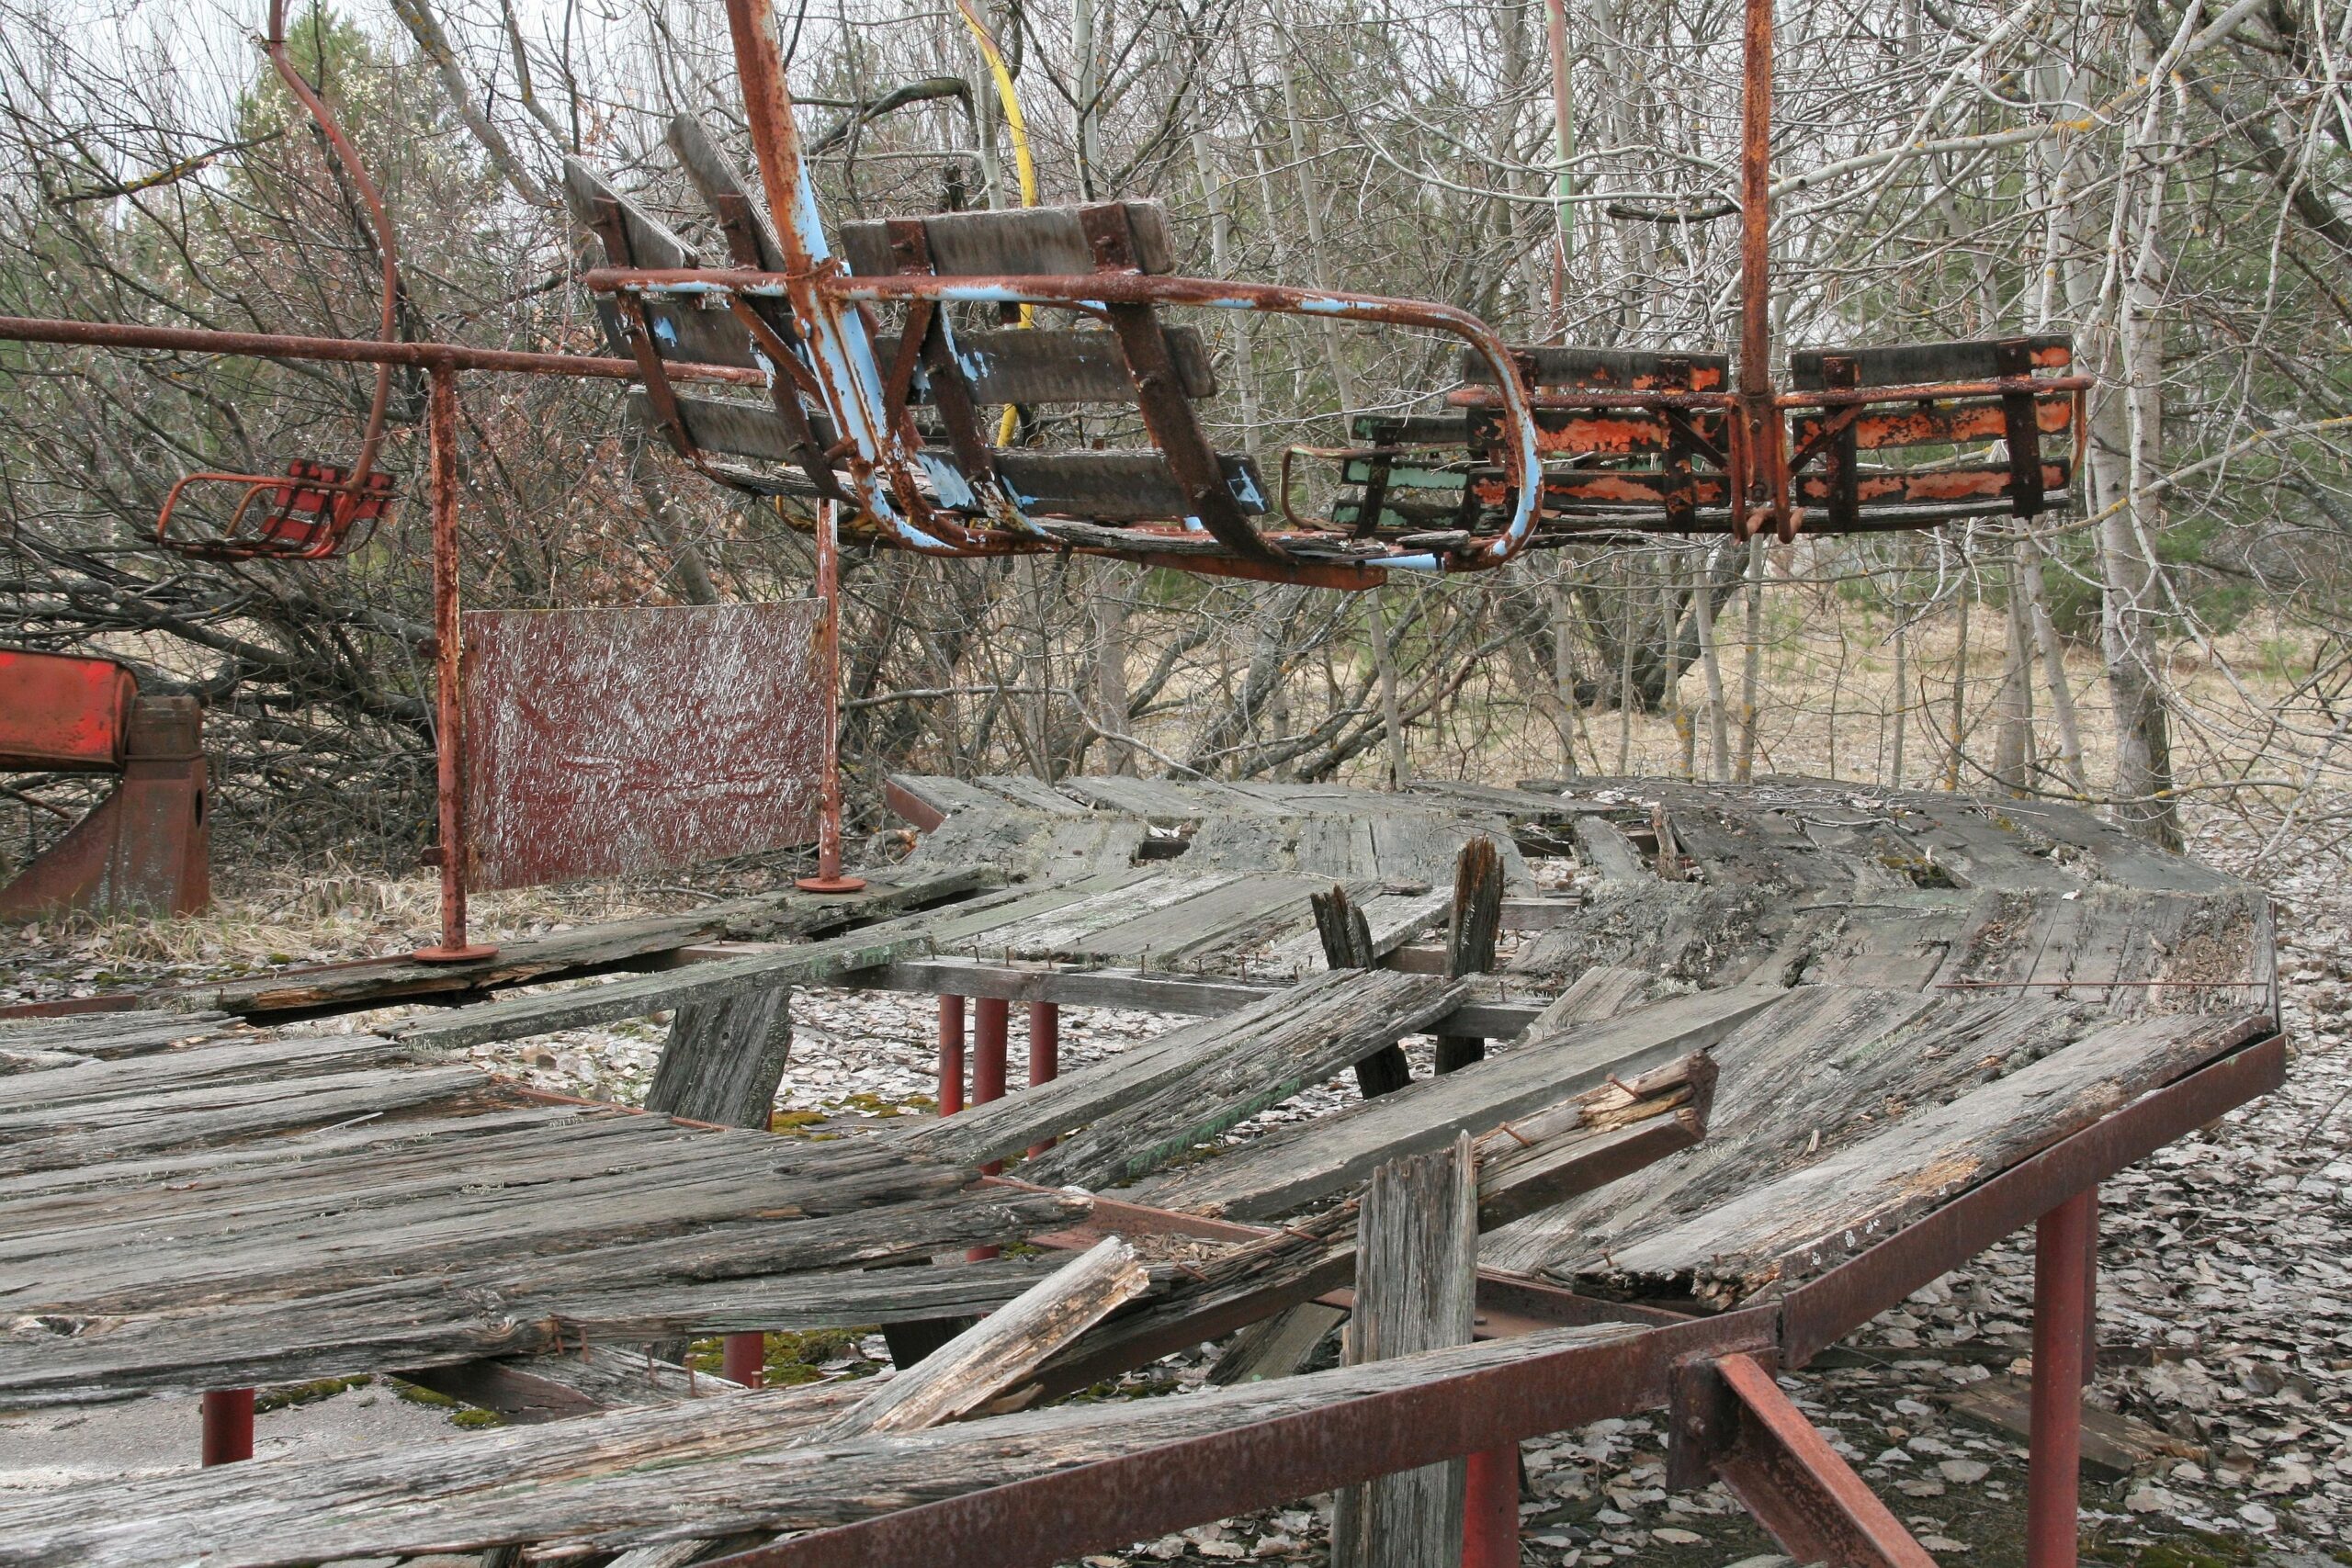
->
(460, 603, 826, 890)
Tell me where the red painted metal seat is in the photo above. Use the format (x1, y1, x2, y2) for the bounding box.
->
(1336, 335, 2082, 541)
(155, 459, 393, 562)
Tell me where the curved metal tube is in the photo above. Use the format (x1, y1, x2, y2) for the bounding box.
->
(586, 266, 1546, 574)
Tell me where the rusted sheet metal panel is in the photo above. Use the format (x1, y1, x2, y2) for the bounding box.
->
(0, 649, 137, 773)
(460, 603, 826, 890)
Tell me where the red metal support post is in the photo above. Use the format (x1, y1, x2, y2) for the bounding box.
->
(1462, 1445, 1522, 1568)
(2080, 1184, 2099, 1385)
(1027, 999, 1060, 1157)
(796, 498, 865, 894)
(722, 1332, 766, 1389)
(413, 365, 496, 964)
(938, 994, 967, 1118)
(2028, 1189, 2095, 1568)
(969, 996, 1011, 1260)
(201, 1389, 254, 1465)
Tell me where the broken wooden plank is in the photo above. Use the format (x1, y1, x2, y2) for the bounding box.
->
(1022, 970, 1470, 1189)
(390, 931, 927, 1052)
(647, 986, 793, 1129)
(1332, 1133, 1477, 1568)
(1311, 883, 1413, 1099)
(812, 1238, 1148, 1438)
(0, 1322, 1650, 1565)
(1559, 1010, 2268, 1307)
(1136, 981, 1779, 1220)
(399, 1347, 748, 1425)
(1436, 837, 1505, 1073)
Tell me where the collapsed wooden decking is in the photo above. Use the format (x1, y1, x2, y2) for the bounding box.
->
(0, 775, 2283, 1566)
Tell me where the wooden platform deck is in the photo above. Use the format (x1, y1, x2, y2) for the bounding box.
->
(0, 775, 2279, 1565)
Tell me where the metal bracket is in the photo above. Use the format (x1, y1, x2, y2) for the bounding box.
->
(1669, 1351, 1938, 1568)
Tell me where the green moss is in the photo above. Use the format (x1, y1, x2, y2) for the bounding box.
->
(390, 1379, 462, 1408)
(769, 1109, 826, 1131)
(451, 1407, 505, 1429)
(254, 1374, 368, 1413)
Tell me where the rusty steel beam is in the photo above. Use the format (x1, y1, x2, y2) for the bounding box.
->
(200, 1389, 254, 1466)
(722, 1332, 767, 1390)
(1778, 1026, 2281, 1365)
(2028, 1190, 2096, 1568)
(705, 1309, 1778, 1568)
(413, 367, 496, 964)
(1462, 1445, 1523, 1568)
(0, 315, 761, 384)
(1671, 1352, 1936, 1568)
(938, 995, 967, 1118)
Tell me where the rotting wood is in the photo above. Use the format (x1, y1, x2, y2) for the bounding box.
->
(399, 1346, 747, 1425)
(1435, 836, 1506, 1074)
(1559, 1010, 2267, 1308)
(1332, 1132, 1478, 1568)
(0, 1324, 1651, 1567)
(1021, 970, 1469, 1189)
(647, 986, 793, 1129)
(813, 1238, 1148, 1438)
(157, 867, 999, 1019)
(389, 930, 927, 1052)
(1035, 1055, 1711, 1397)
(1315, 884, 1413, 1099)
(1208, 1302, 1347, 1385)
(1136, 981, 1778, 1220)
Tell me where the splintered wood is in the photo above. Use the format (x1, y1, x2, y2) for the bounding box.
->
(0, 773, 2280, 1567)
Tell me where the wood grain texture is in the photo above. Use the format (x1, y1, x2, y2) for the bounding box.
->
(1332, 1133, 1478, 1568)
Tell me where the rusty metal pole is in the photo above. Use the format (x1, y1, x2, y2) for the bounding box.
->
(2080, 1185, 2099, 1385)
(968, 996, 1011, 1260)
(2027, 1188, 2094, 1568)
(1736, 0, 1783, 543)
(938, 994, 967, 1117)
(797, 498, 866, 894)
(413, 364, 496, 964)
(722, 1332, 766, 1388)
(1461, 1445, 1522, 1567)
(201, 1389, 254, 1465)
(1025, 1000, 1060, 1157)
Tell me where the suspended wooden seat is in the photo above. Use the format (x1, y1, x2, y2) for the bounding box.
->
(1333, 335, 2081, 543)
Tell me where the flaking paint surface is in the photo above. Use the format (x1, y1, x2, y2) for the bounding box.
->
(461, 603, 826, 889)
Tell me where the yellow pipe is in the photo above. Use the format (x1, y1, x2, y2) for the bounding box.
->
(951, 0, 1035, 445)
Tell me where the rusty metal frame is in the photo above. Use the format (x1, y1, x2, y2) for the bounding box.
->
(695, 1025, 2280, 1568)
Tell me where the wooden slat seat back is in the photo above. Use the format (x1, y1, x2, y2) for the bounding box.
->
(1786, 334, 2076, 525)
(829, 197, 1271, 538)
(1337, 346, 1736, 534)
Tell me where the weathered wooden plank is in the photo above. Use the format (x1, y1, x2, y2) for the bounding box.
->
(1566, 1010, 2266, 1305)
(1036, 1056, 1711, 1398)
(1573, 816, 1651, 884)
(647, 986, 793, 1129)
(971, 773, 1092, 816)
(389, 931, 927, 1052)
(815, 1238, 1147, 1439)
(1136, 981, 1779, 1220)
(1479, 985, 2102, 1291)
(163, 866, 997, 1018)
(1023, 970, 1470, 1189)
(0, 1323, 1646, 1566)
(1435, 838, 1505, 1074)
(0, 1010, 234, 1058)
(1332, 1134, 1477, 1568)
(870, 327, 1217, 404)
(400, 1346, 748, 1426)
(839, 201, 1179, 277)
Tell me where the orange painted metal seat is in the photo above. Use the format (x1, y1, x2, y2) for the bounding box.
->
(155, 459, 394, 562)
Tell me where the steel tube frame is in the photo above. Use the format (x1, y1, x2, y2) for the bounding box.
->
(1461, 1445, 1522, 1568)
(200, 1388, 254, 1466)
(722, 1332, 767, 1389)
(1026, 1000, 1060, 1157)
(938, 994, 967, 1117)
(411, 366, 497, 963)
(2028, 1189, 2096, 1568)
(702, 1029, 2279, 1568)
(792, 499, 864, 894)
